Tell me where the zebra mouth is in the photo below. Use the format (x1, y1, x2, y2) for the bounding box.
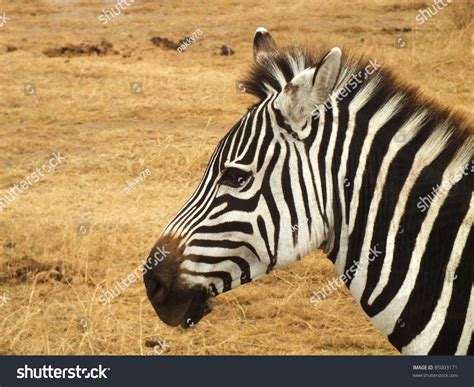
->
(179, 291, 213, 329)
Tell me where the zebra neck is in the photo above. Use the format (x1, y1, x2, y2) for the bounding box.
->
(314, 67, 472, 303)
(316, 74, 413, 272)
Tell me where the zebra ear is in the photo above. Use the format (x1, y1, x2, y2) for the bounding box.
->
(276, 47, 342, 125)
(253, 27, 277, 63)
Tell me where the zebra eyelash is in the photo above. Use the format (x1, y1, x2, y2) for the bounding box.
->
(218, 167, 253, 188)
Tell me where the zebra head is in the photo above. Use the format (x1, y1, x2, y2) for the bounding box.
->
(144, 28, 343, 328)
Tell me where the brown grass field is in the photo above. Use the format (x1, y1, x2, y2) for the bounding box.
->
(0, 0, 472, 355)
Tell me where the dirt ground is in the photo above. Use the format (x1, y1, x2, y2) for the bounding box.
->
(0, 0, 471, 355)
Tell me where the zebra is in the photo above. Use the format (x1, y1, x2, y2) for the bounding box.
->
(144, 27, 473, 355)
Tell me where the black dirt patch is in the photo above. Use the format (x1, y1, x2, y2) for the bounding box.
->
(150, 36, 194, 51)
(381, 27, 413, 34)
(386, 2, 429, 12)
(220, 45, 235, 56)
(43, 39, 118, 57)
(151, 36, 179, 50)
(3, 256, 74, 284)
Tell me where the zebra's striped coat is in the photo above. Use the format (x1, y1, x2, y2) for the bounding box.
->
(144, 28, 473, 355)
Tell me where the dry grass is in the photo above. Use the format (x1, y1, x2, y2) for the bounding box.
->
(0, 0, 471, 355)
(447, 1, 473, 29)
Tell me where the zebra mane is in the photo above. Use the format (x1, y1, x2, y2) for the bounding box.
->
(240, 47, 330, 99)
(239, 46, 474, 140)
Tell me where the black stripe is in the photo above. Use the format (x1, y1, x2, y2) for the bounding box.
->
(262, 143, 282, 269)
(294, 144, 312, 240)
(305, 117, 328, 237)
(188, 238, 261, 261)
(194, 221, 253, 235)
(257, 215, 275, 273)
(327, 93, 349, 262)
(318, 107, 333, 254)
(257, 110, 274, 172)
(281, 142, 298, 245)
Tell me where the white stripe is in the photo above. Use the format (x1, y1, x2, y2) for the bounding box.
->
(181, 259, 241, 276)
(309, 107, 328, 241)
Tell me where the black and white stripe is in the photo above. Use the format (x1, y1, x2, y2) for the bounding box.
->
(155, 28, 473, 354)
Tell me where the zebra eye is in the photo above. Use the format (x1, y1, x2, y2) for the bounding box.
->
(219, 167, 252, 188)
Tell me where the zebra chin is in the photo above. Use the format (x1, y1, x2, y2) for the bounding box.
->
(143, 235, 213, 329)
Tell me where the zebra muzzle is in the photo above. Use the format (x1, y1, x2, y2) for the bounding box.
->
(144, 265, 213, 328)
(144, 236, 214, 328)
